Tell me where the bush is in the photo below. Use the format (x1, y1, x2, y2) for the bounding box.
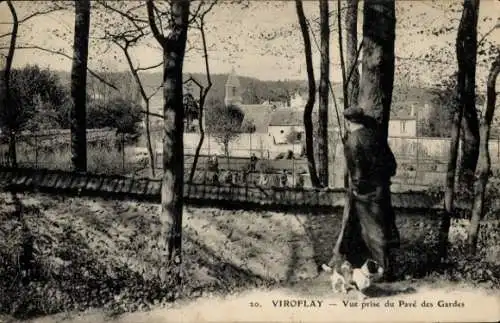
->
(1, 65, 69, 133)
(87, 97, 143, 144)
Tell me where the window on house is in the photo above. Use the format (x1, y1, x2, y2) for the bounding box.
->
(232, 87, 236, 96)
(297, 133, 302, 140)
(280, 129, 284, 134)
(400, 121, 406, 133)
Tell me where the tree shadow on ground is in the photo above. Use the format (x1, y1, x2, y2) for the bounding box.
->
(299, 208, 445, 281)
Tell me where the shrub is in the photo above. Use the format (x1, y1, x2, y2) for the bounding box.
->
(87, 98, 143, 145)
(1, 65, 69, 134)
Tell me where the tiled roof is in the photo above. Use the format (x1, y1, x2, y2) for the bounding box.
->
(239, 104, 274, 133)
(269, 109, 303, 126)
(268, 108, 319, 126)
(391, 102, 418, 120)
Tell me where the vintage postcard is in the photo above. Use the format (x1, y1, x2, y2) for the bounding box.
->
(0, 0, 499, 322)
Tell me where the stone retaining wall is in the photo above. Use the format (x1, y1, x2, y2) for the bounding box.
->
(0, 167, 459, 211)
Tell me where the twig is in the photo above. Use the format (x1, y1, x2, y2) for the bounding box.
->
(137, 61, 163, 72)
(146, 0, 166, 46)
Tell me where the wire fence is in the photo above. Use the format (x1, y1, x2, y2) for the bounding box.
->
(2, 128, 500, 191)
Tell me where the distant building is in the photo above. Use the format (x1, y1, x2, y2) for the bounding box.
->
(223, 68, 283, 133)
(389, 105, 417, 137)
(268, 109, 304, 144)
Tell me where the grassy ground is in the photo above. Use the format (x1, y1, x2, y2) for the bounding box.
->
(0, 190, 499, 321)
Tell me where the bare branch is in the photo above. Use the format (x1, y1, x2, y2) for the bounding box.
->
(95, 0, 148, 33)
(140, 110, 164, 119)
(137, 61, 163, 72)
(146, 84, 163, 100)
(184, 75, 202, 88)
(18, 4, 67, 24)
(146, 0, 166, 46)
(189, 1, 204, 24)
(1, 45, 119, 90)
(0, 31, 11, 39)
(478, 22, 500, 46)
(200, 19, 212, 95)
(200, 0, 217, 20)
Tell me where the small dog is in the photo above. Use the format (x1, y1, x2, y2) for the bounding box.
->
(322, 259, 384, 297)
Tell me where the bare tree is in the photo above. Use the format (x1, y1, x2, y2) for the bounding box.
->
(1, 0, 18, 167)
(440, 0, 480, 260)
(185, 2, 216, 191)
(317, 0, 329, 187)
(457, 0, 481, 188)
(95, 1, 162, 177)
(295, 0, 321, 188)
(468, 54, 500, 254)
(146, 0, 190, 283)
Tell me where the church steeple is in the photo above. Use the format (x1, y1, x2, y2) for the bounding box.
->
(224, 67, 242, 106)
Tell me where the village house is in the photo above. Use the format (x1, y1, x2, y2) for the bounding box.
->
(268, 109, 305, 144)
(389, 104, 418, 137)
(223, 68, 277, 133)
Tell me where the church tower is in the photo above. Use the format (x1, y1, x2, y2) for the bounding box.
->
(224, 67, 242, 106)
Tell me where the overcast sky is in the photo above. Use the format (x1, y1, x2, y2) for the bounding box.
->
(1, 0, 498, 87)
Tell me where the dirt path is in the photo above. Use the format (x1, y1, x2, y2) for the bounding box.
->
(27, 276, 499, 323)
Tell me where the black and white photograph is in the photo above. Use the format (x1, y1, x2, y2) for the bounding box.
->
(0, 0, 499, 322)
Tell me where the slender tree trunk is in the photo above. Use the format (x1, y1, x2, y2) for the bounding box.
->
(440, 0, 480, 260)
(345, 0, 360, 108)
(295, 0, 321, 188)
(70, 0, 91, 172)
(317, 0, 329, 187)
(144, 101, 156, 177)
(441, 96, 463, 260)
(188, 20, 212, 193)
(358, 0, 396, 139)
(341, 0, 360, 189)
(121, 47, 156, 177)
(468, 55, 500, 254)
(457, 0, 481, 189)
(147, 0, 190, 281)
(3, 0, 18, 167)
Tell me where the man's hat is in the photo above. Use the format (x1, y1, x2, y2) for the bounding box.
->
(343, 106, 366, 123)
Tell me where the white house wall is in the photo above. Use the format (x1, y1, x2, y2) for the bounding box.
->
(389, 119, 417, 137)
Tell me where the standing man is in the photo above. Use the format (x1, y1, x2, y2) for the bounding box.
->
(331, 106, 400, 281)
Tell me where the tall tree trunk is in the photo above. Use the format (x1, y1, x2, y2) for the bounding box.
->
(146, 0, 190, 283)
(441, 95, 463, 260)
(457, 0, 481, 189)
(468, 55, 500, 254)
(440, 0, 480, 260)
(70, 0, 91, 172)
(2, 0, 18, 167)
(295, 0, 321, 188)
(358, 0, 395, 138)
(341, 0, 360, 189)
(345, 0, 360, 108)
(318, 0, 329, 187)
